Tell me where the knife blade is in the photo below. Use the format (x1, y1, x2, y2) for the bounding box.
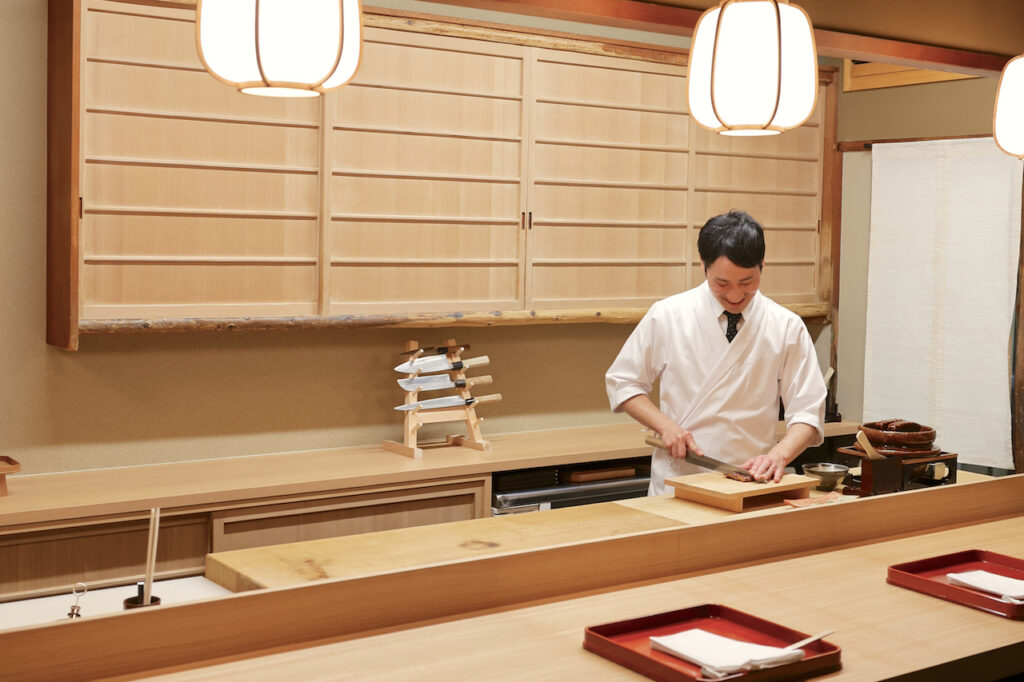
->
(394, 393, 502, 411)
(644, 434, 763, 481)
(394, 354, 489, 374)
(397, 374, 493, 392)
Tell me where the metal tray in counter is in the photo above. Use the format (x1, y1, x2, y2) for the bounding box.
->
(887, 549, 1024, 619)
(583, 603, 841, 682)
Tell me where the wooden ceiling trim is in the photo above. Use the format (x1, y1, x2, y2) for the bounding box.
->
(111, 0, 1011, 75)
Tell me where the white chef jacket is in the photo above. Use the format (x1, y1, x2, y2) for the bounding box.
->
(606, 282, 826, 495)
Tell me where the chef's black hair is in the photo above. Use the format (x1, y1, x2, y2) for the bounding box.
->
(697, 210, 765, 269)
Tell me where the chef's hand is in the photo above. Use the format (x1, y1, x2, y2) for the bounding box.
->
(743, 449, 788, 482)
(659, 425, 704, 461)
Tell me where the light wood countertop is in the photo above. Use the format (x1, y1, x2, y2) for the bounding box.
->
(0, 421, 861, 528)
(1, 474, 1019, 681)
(205, 470, 991, 593)
(152, 514, 1024, 681)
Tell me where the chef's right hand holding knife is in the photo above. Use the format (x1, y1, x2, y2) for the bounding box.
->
(620, 394, 705, 461)
(657, 423, 705, 461)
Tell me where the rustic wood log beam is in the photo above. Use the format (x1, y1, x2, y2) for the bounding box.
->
(76, 303, 829, 335)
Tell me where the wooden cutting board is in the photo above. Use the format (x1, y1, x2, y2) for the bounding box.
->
(665, 472, 819, 512)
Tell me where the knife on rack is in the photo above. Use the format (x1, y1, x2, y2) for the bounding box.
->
(395, 393, 502, 412)
(399, 344, 471, 356)
(644, 434, 764, 482)
(397, 374, 493, 392)
(394, 354, 489, 374)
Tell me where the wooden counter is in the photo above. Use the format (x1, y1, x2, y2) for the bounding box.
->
(1, 421, 858, 527)
(161, 515, 1024, 681)
(205, 471, 990, 593)
(0, 421, 860, 602)
(1, 474, 1020, 681)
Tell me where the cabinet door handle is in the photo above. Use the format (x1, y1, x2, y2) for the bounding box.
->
(521, 211, 525, 230)
(528, 211, 533, 230)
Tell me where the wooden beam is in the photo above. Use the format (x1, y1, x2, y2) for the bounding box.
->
(391, 0, 700, 35)
(1014, 169, 1024, 474)
(121, 0, 1013, 75)
(46, 0, 81, 351)
(814, 27, 1010, 77)
(420, 0, 1012, 75)
(75, 303, 830, 335)
(837, 134, 991, 153)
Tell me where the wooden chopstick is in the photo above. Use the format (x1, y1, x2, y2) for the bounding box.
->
(143, 507, 160, 605)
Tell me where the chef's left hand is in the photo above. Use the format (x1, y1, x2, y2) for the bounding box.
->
(743, 449, 788, 482)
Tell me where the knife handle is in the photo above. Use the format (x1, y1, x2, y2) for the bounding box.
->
(645, 434, 698, 459)
(456, 355, 489, 371)
(645, 434, 667, 449)
(463, 375, 493, 388)
(470, 393, 502, 406)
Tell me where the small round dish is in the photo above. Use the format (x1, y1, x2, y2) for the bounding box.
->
(801, 462, 849, 491)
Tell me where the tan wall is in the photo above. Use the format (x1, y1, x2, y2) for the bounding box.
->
(2, 0, 828, 476)
(838, 76, 999, 142)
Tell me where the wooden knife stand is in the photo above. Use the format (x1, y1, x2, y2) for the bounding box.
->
(382, 339, 493, 459)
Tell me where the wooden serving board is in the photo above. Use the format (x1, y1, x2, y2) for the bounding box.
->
(665, 473, 819, 512)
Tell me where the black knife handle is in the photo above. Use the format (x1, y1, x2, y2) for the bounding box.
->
(454, 379, 467, 388)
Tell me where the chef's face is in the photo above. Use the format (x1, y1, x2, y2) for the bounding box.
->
(704, 256, 762, 313)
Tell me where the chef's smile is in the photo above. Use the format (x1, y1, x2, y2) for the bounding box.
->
(704, 256, 763, 314)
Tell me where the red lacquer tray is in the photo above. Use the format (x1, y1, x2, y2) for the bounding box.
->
(583, 604, 841, 682)
(887, 549, 1024, 619)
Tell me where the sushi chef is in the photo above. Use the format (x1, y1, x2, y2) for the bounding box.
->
(606, 210, 827, 494)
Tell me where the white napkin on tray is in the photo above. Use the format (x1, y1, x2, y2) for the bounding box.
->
(946, 570, 1024, 600)
(649, 628, 804, 675)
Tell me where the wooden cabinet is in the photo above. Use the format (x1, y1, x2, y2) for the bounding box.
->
(210, 476, 489, 553)
(0, 475, 488, 601)
(47, 1, 837, 349)
(0, 512, 210, 602)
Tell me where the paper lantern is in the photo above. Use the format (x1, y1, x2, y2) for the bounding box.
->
(688, 0, 817, 136)
(994, 55, 1024, 158)
(196, 0, 362, 97)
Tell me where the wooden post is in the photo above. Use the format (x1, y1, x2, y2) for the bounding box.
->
(1013, 170, 1024, 474)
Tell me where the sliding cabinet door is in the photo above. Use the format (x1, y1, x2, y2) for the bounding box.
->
(80, 0, 321, 320)
(527, 49, 688, 310)
(326, 28, 528, 314)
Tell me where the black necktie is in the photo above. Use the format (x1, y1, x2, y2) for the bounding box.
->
(725, 312, 742, 343)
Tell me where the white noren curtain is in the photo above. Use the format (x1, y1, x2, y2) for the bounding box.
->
(865, 138, 1021, 469)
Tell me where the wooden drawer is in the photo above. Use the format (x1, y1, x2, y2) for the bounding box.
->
(211, 476, 490, 553)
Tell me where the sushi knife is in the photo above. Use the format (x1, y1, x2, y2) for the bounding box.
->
(394, 354, 489, 374)
(394, 393, 502, 411)
(644, 434, 764, 481)
(398, 374, 493, 392)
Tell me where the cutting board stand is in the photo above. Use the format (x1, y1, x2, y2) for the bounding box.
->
(666, 473, 819, 512)
(382, 339, 493, 459)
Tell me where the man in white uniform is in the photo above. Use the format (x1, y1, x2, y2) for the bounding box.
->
(606, 211, 826, 495)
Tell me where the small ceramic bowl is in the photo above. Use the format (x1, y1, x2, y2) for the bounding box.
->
(802, 462, 850, 491)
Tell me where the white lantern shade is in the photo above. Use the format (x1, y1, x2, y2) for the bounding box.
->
(196, 0, 362, 97)
(994, 55, 1024, 158)
(688, 0, 817, 135)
